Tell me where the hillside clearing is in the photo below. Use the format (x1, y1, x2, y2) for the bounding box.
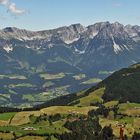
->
(73, 87, 105, 106)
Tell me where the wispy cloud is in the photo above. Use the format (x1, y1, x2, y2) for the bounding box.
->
(0, 0, 9, 5)
(0, 0, 26, 16)
(8, 2, 26, 15)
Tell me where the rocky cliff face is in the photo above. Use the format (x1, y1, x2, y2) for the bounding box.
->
(1, 21, 140, 75)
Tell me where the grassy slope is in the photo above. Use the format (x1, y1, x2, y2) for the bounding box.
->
(82, 63, 140, 103)
(17, 136, 46, 140)
(41, 106, 97, 115)
(0, 132, 14, 140)
(8, 106, 97, 126)
(118, 103, 140, 116)
(70, 87, 105, 106)
(0, 112, 16, 121)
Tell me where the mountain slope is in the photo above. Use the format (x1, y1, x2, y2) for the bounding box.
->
(1, 22, 140, 107)
(82, 63, 140, 103)
(1, 22, 140, 74)
(79, 63, 140, 104)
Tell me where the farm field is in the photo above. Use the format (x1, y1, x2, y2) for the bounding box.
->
(0, 72, 101, 108)
(0, 102, 139, 139)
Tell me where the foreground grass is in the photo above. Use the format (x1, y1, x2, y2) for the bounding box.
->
(0, 102, 139, 139)
(104, 101, 119, 108)
(0, 112, 16, 121)
(17, 136, 46, 140)
(9, 106, 97, 126)
(118, 103, 140, 116)
(0, 132, 14, 140)
(41, 106, 97, 116)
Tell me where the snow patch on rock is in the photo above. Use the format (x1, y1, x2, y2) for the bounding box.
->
(89, 31, 98, 39)
(74, 47, 85, 54)
(112, 37, 122, 54)
(64, 37, 80, 44)
(3, 45, 13, 53)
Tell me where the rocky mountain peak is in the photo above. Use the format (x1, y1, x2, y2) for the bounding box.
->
(0, 21, 140, 53)
(3, 27, 19, 33)
(69, 23, 86, 33)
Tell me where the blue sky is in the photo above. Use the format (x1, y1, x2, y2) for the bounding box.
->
(0, 0, 140, 30)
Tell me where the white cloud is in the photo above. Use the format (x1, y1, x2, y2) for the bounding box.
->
(8, 3, 26, 15)
(0, 0, 26, 16)
(0, 0, 9, 5)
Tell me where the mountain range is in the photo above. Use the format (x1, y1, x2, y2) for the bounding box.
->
(1, 21, 140, 107)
